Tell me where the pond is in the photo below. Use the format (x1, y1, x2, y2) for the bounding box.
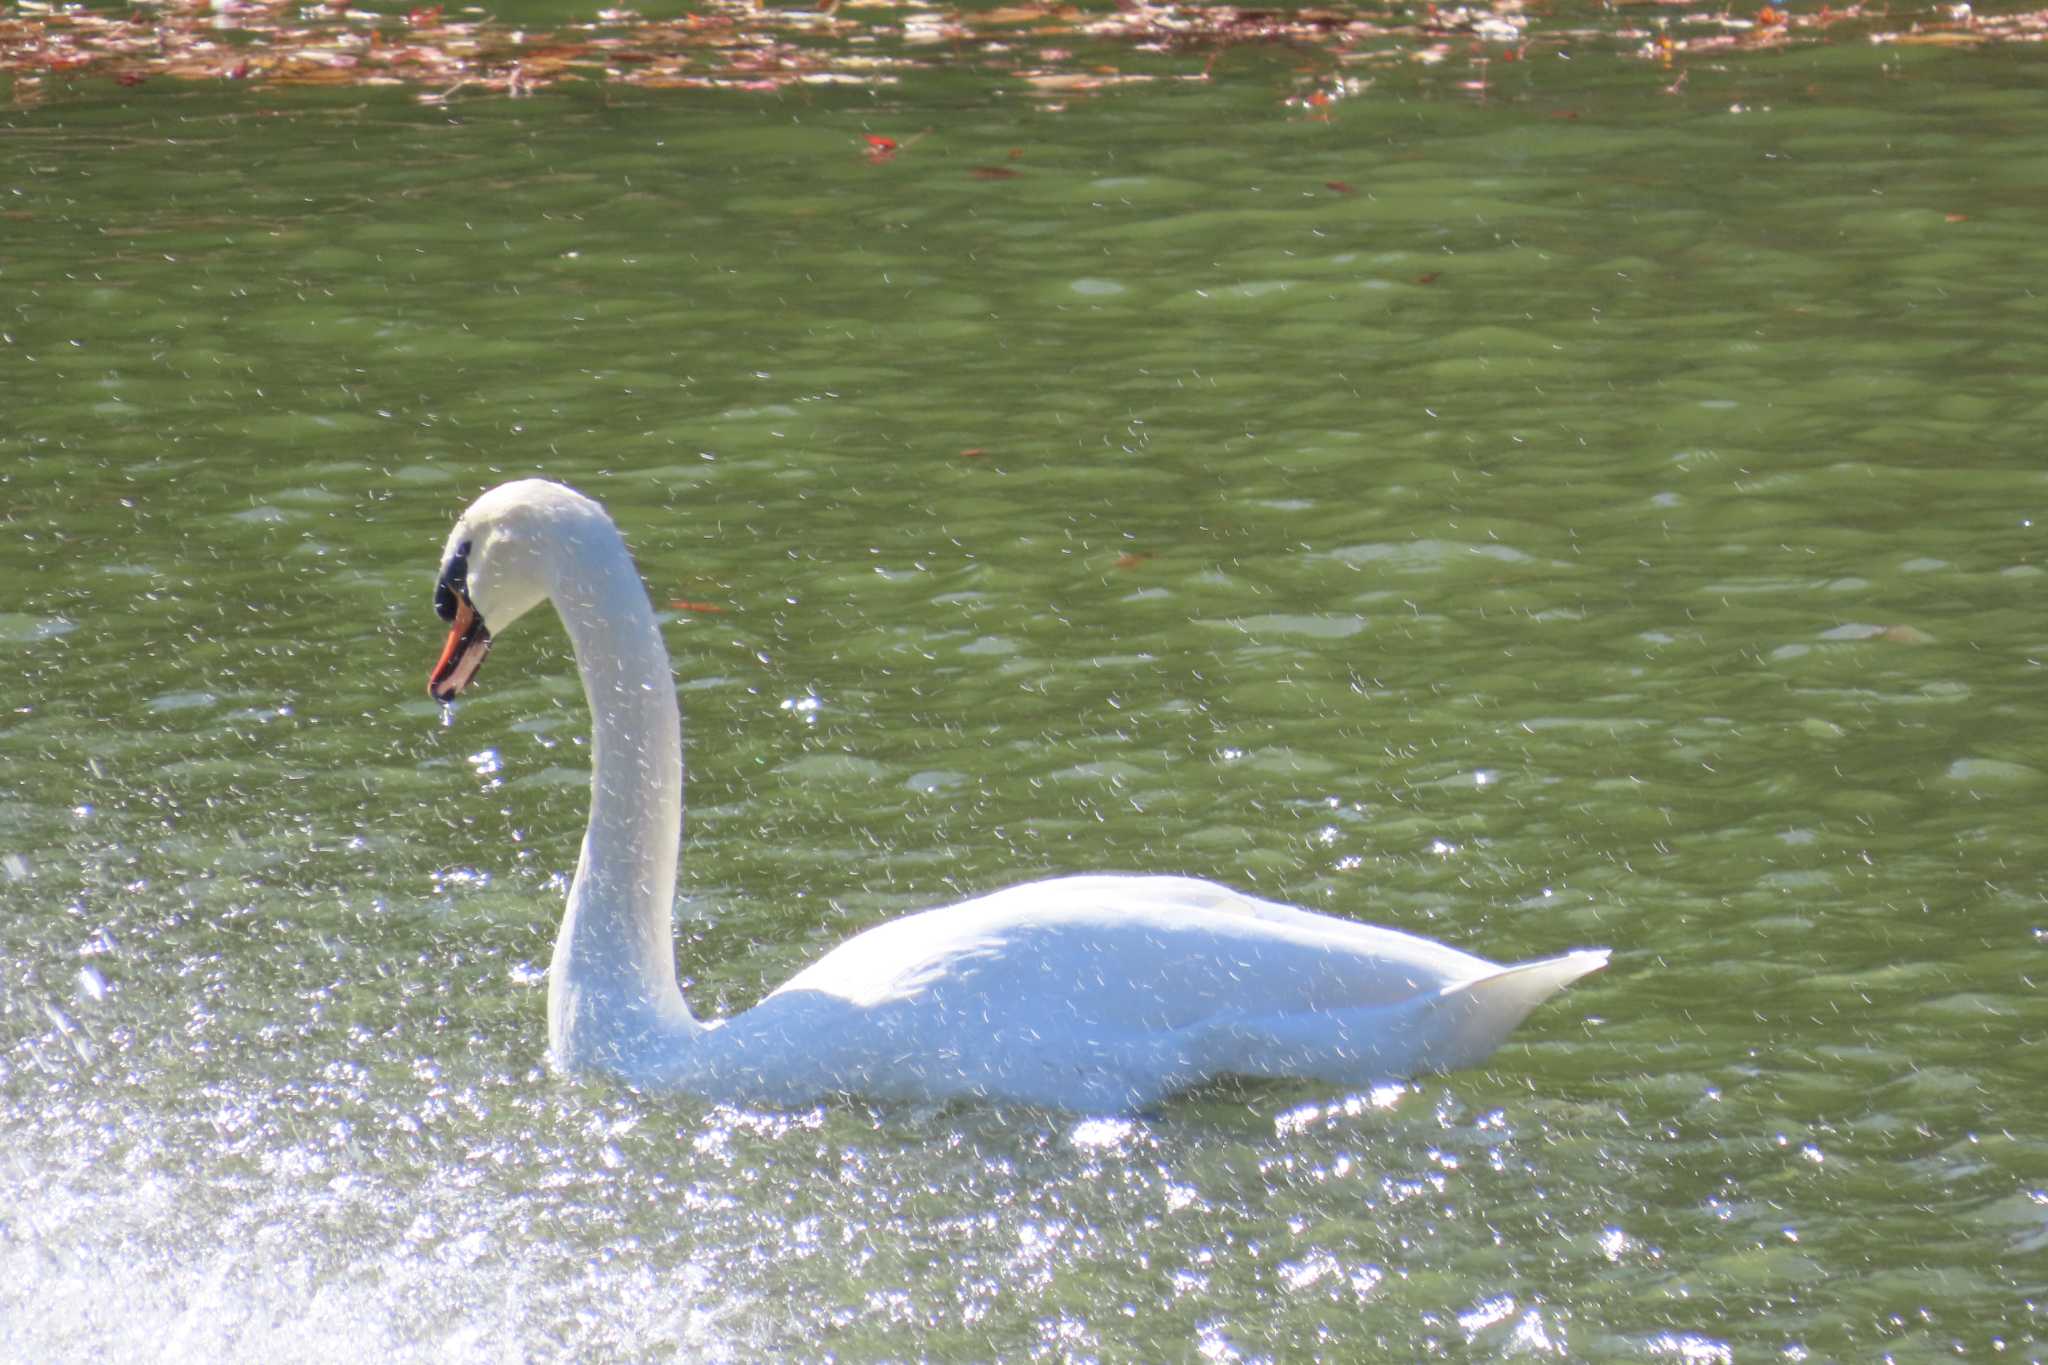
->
(3, 8, 2046, 1358)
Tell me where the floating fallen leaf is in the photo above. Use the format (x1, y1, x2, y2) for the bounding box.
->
(1871, 28, 1987, 43)
(971, 165, 1020, 179)
(0, 0, 2032, 101)
(1114, 551, 1153, 570)
(1325, 179, 1356, 194)
(1415, 271, 1441, 284)
(958, 447, 987, 459)
(669, 600, 725, 614)
(1025, 70, 1155, 91)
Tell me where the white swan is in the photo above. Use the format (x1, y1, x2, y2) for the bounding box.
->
(426, 479, 1607, 1112)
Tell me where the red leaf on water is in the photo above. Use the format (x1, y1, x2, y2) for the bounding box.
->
(1325, 180, 1355, 194)
(115, 71, 146, 85)
(1415, 271, 1441, 285)
(1114, 551, 1153, 570)
(959, 447, 987, 459)
(972, 166, 1020, 179)
(669, 600, 725, 614)
(1946, 212, 1968, 222)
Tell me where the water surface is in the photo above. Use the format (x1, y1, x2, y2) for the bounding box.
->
(4, 38, 2047, 1360)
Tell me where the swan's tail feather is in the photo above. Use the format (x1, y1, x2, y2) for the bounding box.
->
(1174, 948, 1608, 1089)
(1426, 948, 1610, 1073)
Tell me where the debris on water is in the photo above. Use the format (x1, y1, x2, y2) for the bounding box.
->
(9, 0, 2029, 107)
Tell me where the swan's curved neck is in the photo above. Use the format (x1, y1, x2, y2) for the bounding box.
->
(547, 527, 701, 1069)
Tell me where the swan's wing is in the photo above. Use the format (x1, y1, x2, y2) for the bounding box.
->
(729, 876, 1605, 1109)
(767, 874, 1511, 1027)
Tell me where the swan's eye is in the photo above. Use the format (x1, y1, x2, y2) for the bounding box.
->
(435, 540, 472, 623)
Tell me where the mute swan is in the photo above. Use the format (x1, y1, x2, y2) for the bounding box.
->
(426, 479, 1607, 1112)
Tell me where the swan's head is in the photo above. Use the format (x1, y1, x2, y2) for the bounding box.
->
(427, 479, 614, 701)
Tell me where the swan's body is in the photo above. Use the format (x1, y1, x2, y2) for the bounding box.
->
(428, 479, 1607, 1112)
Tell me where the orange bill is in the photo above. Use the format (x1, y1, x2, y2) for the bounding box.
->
(428, 595, 491, 701)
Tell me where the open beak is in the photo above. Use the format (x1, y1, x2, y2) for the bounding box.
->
(428, 595, 492, 701)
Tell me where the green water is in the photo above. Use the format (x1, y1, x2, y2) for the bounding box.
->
(5, 40, 2047, 1360)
